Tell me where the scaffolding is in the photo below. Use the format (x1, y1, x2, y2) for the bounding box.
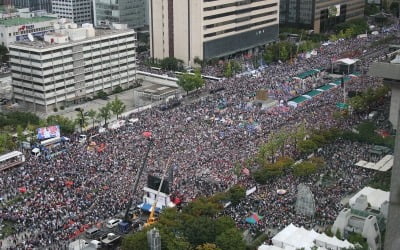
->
(295, 183, 316, 217)
(147, 228, 161, 250)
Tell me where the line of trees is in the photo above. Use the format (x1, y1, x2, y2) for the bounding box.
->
(122, 187, 246, 250)
(0, 96, 127, 153)
(75, 96, 126, 132)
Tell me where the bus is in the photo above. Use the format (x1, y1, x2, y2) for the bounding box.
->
(0, 151, 25, 171)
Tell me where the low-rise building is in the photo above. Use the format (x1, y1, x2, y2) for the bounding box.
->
(9, 22, 137, 113)
(332, 187, 389, 250)
(0, 9, 57, 47)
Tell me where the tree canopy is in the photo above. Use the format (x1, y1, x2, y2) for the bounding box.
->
(177, 70, 204, 94)
(122, 192, 244, 250)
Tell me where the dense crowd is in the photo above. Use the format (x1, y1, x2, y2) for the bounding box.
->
(1, 25, 399, 249)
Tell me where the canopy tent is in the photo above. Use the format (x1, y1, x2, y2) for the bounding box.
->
(303, 90, 323, 98)
(272, 223, 353, 250)
(331, 58, 360, 74)
(354, 155, 393, 172)
(349, 186, 389, 211)
(317, 84, 335, 91)
(288, 96, 309, 107)
(245, 213, 263, 224)
(335, 58, 359, 65)
(295, 69, 321, 79)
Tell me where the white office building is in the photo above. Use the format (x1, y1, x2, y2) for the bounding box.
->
(149, 0, 279, 66)
(9, 22, 137, 112)
(0, 9, 57, 47)
(332, 187, 390, 250)
(52, 0, 92, 24)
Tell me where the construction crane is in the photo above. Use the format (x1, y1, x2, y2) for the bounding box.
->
(123, 131, 154, 224)
(144, 158, 172, 227)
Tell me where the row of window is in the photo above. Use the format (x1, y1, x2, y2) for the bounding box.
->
(204, 18, 277, 38)
(203, 3, 277, 20)
(10, 35, 136, 55)
(204, 0, 265, 11)
(204, 11, 277, 29)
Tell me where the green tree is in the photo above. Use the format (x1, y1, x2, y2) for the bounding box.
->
(224, 61, 233, 77)
(263, 45, 275, 63)
(121, 230, 148, 250)
(335, 229, 342, 240)
(293, 161, 318, 177)
(0, 133, 16, 153)
(157, 226, 191, 250)
(160, 57, 183, 71)
(298, 140, 318, 154)
(227, 185, 246, 205)
(184, 197, 222, 217)
(46, 115, 76, 134)
(0, 45, 9, 62)
(278, 43, 289, 61)
(196, 243, 221, 250)
(215, 216, 236, 236)
(183, 216, 216, 246)
(86, 109, 97, 128)
(75, 108, 88, 132)
(95, 90, 108, 100)
(215, 228, 246, 250)
(110, 96, 126, 119)
(177, 71, 204, 94)
(97, 102, 112, 126)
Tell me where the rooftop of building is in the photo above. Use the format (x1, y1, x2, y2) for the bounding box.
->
(0, 16, 57, 27)
(10, 26, 135, 50)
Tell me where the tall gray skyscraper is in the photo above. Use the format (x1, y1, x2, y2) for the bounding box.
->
(93, 0, 146, 29)
(52, 0, 92, 24)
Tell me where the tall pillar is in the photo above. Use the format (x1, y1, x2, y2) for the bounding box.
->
(384, 108, 400, 250)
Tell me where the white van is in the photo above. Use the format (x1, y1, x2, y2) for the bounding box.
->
(106, 219, 122, 229)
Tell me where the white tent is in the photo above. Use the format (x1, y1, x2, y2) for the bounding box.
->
(335, 58, 359, 65)
(315, 233, 353, 250)
(271, 224, 353, 250)
(349, 186, 389, 211)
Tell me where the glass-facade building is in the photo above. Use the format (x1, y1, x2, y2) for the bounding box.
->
(93, 0, 146, 28)
(280, 0, 364, 33)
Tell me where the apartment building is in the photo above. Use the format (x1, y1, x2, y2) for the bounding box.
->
(0, 13, 57, 47)
(93, 0, 146, 28)
(149, 0, 279, 65)
(280, 0, 365, 33)
(9, 22, 137, 112)
(51, 0, 92, 24)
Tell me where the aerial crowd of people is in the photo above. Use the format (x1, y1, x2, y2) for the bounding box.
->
(1, 23, 400, 249)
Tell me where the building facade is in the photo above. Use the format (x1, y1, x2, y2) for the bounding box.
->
(279, 0, 365, 33)
(149, 0, 279, 65)
(12, 0, 53, 13)
(9, 23, 137, 112)
(93, 0, 146, 28)
(0, 15, 57, 47)
(51, 0, 92, 24)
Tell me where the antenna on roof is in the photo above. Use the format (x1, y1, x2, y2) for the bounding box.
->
(27, 33, 34, 42)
